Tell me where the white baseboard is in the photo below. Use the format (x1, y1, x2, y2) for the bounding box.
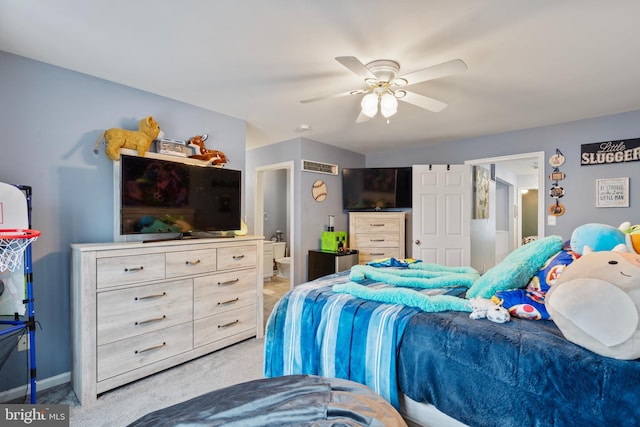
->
(0, 371, 71, 403)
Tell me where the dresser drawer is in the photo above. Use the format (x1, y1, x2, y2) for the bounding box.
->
(97, 253, 165, 289)
(353, 233, 401, 248)
(217, 245, 257, 271)
(97, 279, 193, 345)
(194, 305, 257, 348)
(166, 248, 217, 278)
(97, 322, 192, 381)
(193, 269, 257, 319)
(352, 217, 402, 233)
(357, 248, 403, 264)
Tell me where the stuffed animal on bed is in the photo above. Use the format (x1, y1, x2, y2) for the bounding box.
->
(546, 249, 640, 360)
(493, 248, 577, 320)
(569, 222, 628, 255)
(469, 297, 510, 323)
(620, 221, 640, 254)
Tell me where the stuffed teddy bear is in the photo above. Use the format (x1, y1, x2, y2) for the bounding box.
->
(546, 249, 640, 360)
(94, 116, 163, 161)
(469, 297, 510, 323)
(188, 134, 228, 166)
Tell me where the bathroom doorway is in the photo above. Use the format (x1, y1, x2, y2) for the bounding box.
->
(254, 161, 294, 328)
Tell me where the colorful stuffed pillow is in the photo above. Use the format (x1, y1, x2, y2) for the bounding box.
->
(466, 235, 564, 299)
(546, 251, 640, 360)
(494, 248, 577, 320)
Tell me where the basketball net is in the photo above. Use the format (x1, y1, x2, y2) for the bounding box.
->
(0, 229, 40, 273)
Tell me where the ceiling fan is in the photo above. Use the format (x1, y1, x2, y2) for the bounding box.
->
(300, 56, 467, 122)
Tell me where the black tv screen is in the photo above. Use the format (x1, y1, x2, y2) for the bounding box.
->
(342, 167, 412, 210)
(119, 154, 241, 235)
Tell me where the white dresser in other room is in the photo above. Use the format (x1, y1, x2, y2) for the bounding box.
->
(70, 236, 263, 404)
(348, 212, 406, 264)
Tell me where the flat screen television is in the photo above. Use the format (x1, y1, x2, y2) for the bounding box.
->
(115, 153, 241, 240)
(342, 167, 412, 210)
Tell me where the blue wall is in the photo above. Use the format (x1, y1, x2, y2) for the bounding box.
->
(366, 112, 640, 241)
(0, 51, 246, 393)
(247, 138, 365, 284)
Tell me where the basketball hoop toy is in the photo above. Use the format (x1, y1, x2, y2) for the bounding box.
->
(0, 229, 40, 273)
(0, 185, 40, 404)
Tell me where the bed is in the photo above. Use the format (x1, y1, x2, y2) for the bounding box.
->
(264, 238, 640, 427)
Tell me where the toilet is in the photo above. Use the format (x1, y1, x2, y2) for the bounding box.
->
(273, 242, 290, 279)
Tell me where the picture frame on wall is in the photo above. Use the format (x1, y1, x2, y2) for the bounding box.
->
(473, 165, 490, 219)
(596, 177, 629, 208)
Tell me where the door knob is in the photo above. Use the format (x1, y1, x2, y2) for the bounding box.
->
(414, 240, 421, 245)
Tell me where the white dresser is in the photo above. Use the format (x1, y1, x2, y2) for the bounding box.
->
(348, 212, 406, 264)
(71, 236, 263, 404)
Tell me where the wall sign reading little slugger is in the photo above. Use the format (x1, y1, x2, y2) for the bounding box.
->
(581, 138, 640, 165)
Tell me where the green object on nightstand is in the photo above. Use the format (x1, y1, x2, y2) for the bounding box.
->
(321, 231, 347, 252)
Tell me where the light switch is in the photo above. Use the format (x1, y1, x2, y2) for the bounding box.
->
(547, 215, 556, 226)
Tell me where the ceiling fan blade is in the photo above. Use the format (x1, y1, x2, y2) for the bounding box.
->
(300, 89, 364, 104)
(355, 112, 372, 123)
(335, 56, 377, 79)
(399, 59, 467, 86)
(400, 91, 448, 112)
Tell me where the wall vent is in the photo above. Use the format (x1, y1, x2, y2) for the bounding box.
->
(301, 159, 338, 175)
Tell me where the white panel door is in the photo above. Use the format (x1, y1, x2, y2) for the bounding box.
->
(411, 165, 471, 266)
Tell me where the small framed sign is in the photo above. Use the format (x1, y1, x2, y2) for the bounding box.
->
(596, 177, 629, 208)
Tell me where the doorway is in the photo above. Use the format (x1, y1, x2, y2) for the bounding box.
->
(254, 161, 294, 329)
(465, 151, 545, 268)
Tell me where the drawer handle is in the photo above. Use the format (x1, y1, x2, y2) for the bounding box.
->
(135, 315, 167, 326)
(370, 252, 385, 256)
(185, 259, 201, 266)
(135, 342, 166, 354)
(218, 278, 239, 286)
(124, 266, 144, 272)
(135, 292, 167, 301)
(218, 298, 239, 306)
(218, 319, 239, 329)
(370, 239, 385, 242)
(370, 223, 385, 227)
(232, 255, 245, 260)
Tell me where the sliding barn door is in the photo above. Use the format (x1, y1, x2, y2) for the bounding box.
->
(412, 164, 471, 266)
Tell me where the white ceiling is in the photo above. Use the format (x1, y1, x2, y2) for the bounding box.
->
(2, 1, 640, 155)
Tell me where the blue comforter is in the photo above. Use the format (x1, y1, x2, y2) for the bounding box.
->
(398, 311, 640, 426)
(264, 272, 421, 408)
(264, 271, 640, 426)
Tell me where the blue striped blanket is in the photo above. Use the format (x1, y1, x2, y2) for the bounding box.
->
(263, 271, 465, 409)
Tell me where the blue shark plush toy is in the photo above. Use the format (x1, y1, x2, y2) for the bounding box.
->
(569, 223, 628, 255)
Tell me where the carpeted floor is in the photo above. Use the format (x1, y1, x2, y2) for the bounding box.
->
(19, 337, 265, 426)
(7, 279, 291, 426)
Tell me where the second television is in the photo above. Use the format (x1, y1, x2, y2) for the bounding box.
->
(342, 167, 412, 210)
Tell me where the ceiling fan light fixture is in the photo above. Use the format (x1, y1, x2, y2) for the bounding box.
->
(360, 93, 379, 118)
(393, 78, 408, 87)
(380, 92, 398, 118)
